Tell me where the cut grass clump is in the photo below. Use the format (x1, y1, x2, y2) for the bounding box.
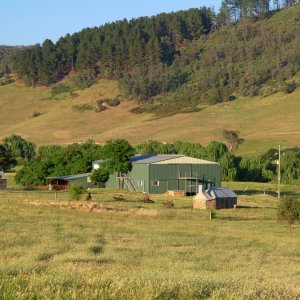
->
(37, 252, 54, 261)
(89, 245, 104, 254)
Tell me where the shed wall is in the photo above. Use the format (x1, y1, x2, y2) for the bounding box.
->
(149, 163, 221, 194)
(215, 197, 237, 209)
(68, 176, 93, 188)
(105, 164, 150, 193)
(105, 161, 221, 195)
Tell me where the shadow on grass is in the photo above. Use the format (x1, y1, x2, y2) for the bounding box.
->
(235, 190, 277, 196)
(65, 258, 114, 264)
(217, 216, 255, 221)
(235, 189, 300, 198)
(237, 205, 276, 209)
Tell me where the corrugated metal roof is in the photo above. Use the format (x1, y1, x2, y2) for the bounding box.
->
(193, 190, 215, 200)
(207, 187, 237, 198)
(131, 154, 184, 164)
(153, 156, 219, 165)
(47, 173, 92, 181)
(92, 155, 218, 165)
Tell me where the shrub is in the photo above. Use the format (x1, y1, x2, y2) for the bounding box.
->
(95, 99, 108, 112)
(30, 111, 45, 118)
(91, 168, 109, 185)
(277, 197, 300, 237)
(69, 185, 86, 200)
(282, 81, 297, 94)
(72, 103, 93, 112)
(107, 98, 121, 107)
(97, 99, 106, 105)
(71, 69, 98, 89)
(181, 107, 201, 113)
(95, 105, 108, 113)
(227, 95, 237, 101)
(0, 75, 14, 86)
(130, 107, 146, 114)
(51, 83, 74, 98)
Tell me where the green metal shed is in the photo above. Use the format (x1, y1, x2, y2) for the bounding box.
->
(46, 173, 93, 189)
(97, 155, 221, 195)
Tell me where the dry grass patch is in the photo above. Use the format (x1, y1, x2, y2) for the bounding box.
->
(0, 187, 299, 299)
(1, 79, 300, 154)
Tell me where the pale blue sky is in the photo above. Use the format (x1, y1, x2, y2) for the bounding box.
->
(1, 1, 222, 46)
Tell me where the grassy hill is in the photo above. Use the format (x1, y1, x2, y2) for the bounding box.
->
(1, 79, 300, 155)
(2, 6, 300, 155)
(11, 5, 300, 114)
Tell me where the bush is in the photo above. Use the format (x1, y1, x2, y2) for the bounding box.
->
(69, 185, 86, 200)
(107, 98, 121, 107)
(282, 82, 297, 94)
(51, 83, 74, 98)
(227, 95, 237, 101)
(95, 105, 108, 113)
(181, 107, 201, 113)
(30, 111, 46, 118)
(91, 168, 109, 185)
(130, 107, 146, 114)
(0, 75, 14, 86)
(71, 69, 98, 89)
(95, 99, 108, 112)
(72, 103, 93, 112)
(277, 197, 300, 237)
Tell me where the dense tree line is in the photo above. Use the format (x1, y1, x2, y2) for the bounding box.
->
(1, 135, 300, 187)
(0, 135, 36, 171)
(10, 3, 300, 115)
(2, 135, 36, 163)
(15, 140, 103, 186)
(0, 45, 20, 76)
(136, 139, 298, 184)
(219, 0, 300, 24)
(12, 8, 214, 88)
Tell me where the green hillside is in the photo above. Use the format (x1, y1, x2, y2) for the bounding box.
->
(1, 78, 300, 156)
(10, 4, 300, 115)
(1, 5, 300, 154)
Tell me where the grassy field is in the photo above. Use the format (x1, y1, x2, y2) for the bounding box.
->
(1, 79, 300, 155)
(0, 182, 299, 299)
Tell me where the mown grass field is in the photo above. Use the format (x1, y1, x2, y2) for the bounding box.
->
(0, 182, 299, 299)
(1, 79, 300, 155)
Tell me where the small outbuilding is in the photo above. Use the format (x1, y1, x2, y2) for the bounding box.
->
(46, 173, 93, 190)
(193, 185, 215, 210)
(207, 187, 237, 209)
(193, 186, 237, 210)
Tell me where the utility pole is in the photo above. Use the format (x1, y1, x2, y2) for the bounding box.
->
(278, 145, 281, 199)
